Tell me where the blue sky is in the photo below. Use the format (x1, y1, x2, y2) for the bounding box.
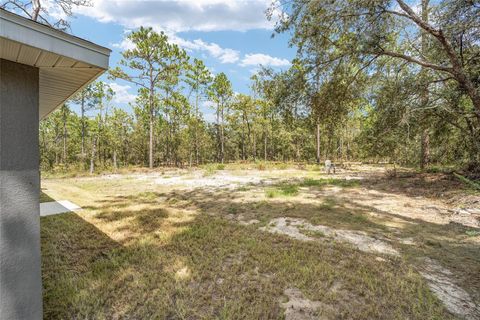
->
(64, 0, 296, 118)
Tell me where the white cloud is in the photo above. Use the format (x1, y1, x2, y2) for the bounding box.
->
(76, 0, 278, 33)
(109, 82, 137, 104)
(240, 53, 290, 67)
(112, 38, 135, 51)
(90, 1, 286, 66)
(187, 39, 240, 63)
(112, 34, 240, 64)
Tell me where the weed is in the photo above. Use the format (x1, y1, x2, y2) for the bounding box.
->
(276, 163, 289, 170)
(265, 188, 280, 198)
(266, 183, 299, 198)
(227, 206, 239, 215)
(319, 198, 337, 210)
(203, 164, 217, 176)
(279, 184, 299, 196)
(256, 162, 267, 170)
(453, 173, 480, 191)
(425, 166, 454, 174)
(465, 230, 480, 237)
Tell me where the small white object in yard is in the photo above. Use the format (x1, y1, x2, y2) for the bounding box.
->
(324, 159, 336, 174)
(40, 200, 81, 217)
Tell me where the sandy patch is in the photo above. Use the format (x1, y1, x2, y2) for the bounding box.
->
(281, 288, 324, 320)
(319, 187, 479, 228)
(154, 171, 272, 190)
(261, 217, 399, 256)
(419, 258, 480, 320)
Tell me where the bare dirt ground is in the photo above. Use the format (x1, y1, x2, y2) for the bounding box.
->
(41, 164, 480, 319)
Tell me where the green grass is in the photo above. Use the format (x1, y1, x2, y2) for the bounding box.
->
(453, 172, 480, 191)
(265, 178, 360, 198)
(203, 164, 217, 176)
(466, 230, 480, 237)
(265, 184, 299, 198)
(300, 178, 360, 188)
(424, 165, 455, 174)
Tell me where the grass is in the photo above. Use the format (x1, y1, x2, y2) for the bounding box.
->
(265, 183, 299, 198)
(453, 172, 480, 191)
(466, 230, 480, 237)
(424, 165, 456, 174)
(265, 178, 360, 198)
(300, 178, 360, 188)
(40, 191, 55, 203)
(299, 227, 326, 238)
(39, 166, 478, 319)
(42, 214, 449, 319)
(202, 163, 217, 176)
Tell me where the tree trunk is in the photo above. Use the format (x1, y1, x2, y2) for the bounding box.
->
(220, 105, 225, 163)
(264, 131, 267, 161)
(194, 88, 200, 165)
(62, 106, 67, 165)
(396, 0, 480, 122)
(216, 108, 221, 162)
(149, 92, 154, 169)
(241, 129, 246, 161)
(81, 92, 86, 157)
(253, 130, 256, 161)
(113, 150, 117, 171)
(419, 0, 430, 171)
(420, 129, 430, 170)
(316, 117, 321, 164)
(90, 136, 97, 174)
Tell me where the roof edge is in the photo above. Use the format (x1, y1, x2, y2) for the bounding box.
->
(0, 9, 111, 57)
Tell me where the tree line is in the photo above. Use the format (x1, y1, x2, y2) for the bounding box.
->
(39, 0, 480, 173)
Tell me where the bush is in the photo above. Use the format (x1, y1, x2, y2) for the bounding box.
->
(453, 173, 480, 191)
(203, 164, 217, 176)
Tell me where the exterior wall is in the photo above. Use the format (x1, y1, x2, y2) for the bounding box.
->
(0, 59, 42, 319)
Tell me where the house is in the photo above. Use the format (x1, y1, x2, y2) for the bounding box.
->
(0, 9, 110, 319)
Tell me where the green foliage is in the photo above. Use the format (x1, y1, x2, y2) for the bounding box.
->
(40, 0, 480, 172)
(203, 164, 217, 176)
(453, 173, 480, 191)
